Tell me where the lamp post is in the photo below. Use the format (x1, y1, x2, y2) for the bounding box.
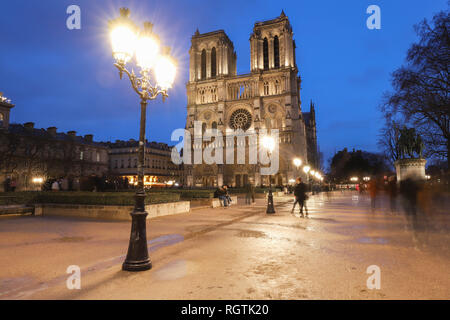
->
(262, 136, 275, 214)
(108, 8, 176, 271)
(293, 158, 302, 181)
(303, 165, 311, 192)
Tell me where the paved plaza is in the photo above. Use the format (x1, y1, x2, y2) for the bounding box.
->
(0, 192, 449, 299)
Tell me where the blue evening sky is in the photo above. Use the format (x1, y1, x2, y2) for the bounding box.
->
(0, 0, 447, 165)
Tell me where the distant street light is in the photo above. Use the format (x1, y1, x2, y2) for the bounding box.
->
(32, 177, 44, 184)
(108, 7, 176, 272)
(293, 158, 302, 169)
(262, 136, 275, 214)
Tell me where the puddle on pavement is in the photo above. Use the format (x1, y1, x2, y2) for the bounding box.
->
(148, 234, 184, 252)
(357, 237, 389, 244)
(0, 233, 185, 299)
(54, 236, 91, 242)
(236, 230, 267, 239)
(154, 259, 187, 281)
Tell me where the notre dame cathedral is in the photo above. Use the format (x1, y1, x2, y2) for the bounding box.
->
(184, 11, 318, 187)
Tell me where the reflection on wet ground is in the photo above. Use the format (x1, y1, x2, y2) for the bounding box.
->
(0, 191, 448, 299)
(0, 233, 186, 299)
(357, 237, 389, 244)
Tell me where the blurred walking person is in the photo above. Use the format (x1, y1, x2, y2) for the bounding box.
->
(368, 178, 378, 212)
(399, 178, 422, 242)
(245, 182, 255, 205)
(387, 176, 398, 214)
(291, 177, 308, 218)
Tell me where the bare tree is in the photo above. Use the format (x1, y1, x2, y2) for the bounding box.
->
(378, 119, 402, 167)
(382, 10, 450, 169)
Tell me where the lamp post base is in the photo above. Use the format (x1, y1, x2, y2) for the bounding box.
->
(266, 190, 275, 214)
(122, 259, 152, 272)
(122, 192, 152, 272)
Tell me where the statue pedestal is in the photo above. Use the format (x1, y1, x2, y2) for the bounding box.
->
(395, 158, 426, 182)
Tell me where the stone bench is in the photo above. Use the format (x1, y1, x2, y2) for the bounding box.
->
(211, 196, 238, 208)
(0, 205, 35, 216)
(33, 201, 190, 221)
(190, 196, 238, 209)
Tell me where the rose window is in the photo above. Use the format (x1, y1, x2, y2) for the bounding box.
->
(229, 109, 252, 131)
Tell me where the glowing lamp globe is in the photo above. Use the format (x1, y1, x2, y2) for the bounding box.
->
(262, 136, 275, 153)
(293, 158, 302, 167)
(136, 22, 160, 70)
(155, 47, 177, 89)
(109, 8, 138, 65)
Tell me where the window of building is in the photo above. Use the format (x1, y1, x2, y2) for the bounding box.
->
(263, 38, 269, 70)
(0, 113, 3, 127)
(274, 36, 280, 68)
(114, 160, 118, 169)
(274, 79, 280, 94)
(128, 158, 131, 168)
(263, 81, 269, 95)
(121, 159, 124, 168)
(80, 151, 84, 160)
(134, 158, 137, 168)
(211, 47, 216, 77)
(200, 89, 205, 103)
(96, 152, 100, 162)
(212, 121, 217, 129)
(201, 49, 206, 80)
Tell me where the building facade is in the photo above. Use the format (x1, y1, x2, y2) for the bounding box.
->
(184, 12, 318, 187)
(107, 140, 182, 186)
(0, 93, 182, 191)
(0, 98, 109, 191)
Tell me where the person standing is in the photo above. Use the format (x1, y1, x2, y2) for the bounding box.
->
(4, 177, 11, 192)
(60, 177, 69, 191)
(51, 179, 60, 192)
(292, 177, 309, 217)
(215, 185, 229, 207)
(10, 179, 17, 192)
(245, 182, 255, 205)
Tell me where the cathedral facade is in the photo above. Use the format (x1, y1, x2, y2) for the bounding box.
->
(184, 12, 318, 187)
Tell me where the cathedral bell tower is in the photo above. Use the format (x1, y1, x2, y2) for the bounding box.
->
(189, 29, 237, 82)
(250, 11, 296, 72)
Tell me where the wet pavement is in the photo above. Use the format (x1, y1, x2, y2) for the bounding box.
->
(0, 191, 449, 299)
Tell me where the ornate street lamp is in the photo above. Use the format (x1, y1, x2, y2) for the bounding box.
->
(293, 158, 302, 172)
(262, 136, 275, 214)
(108, 8, 177, 271)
